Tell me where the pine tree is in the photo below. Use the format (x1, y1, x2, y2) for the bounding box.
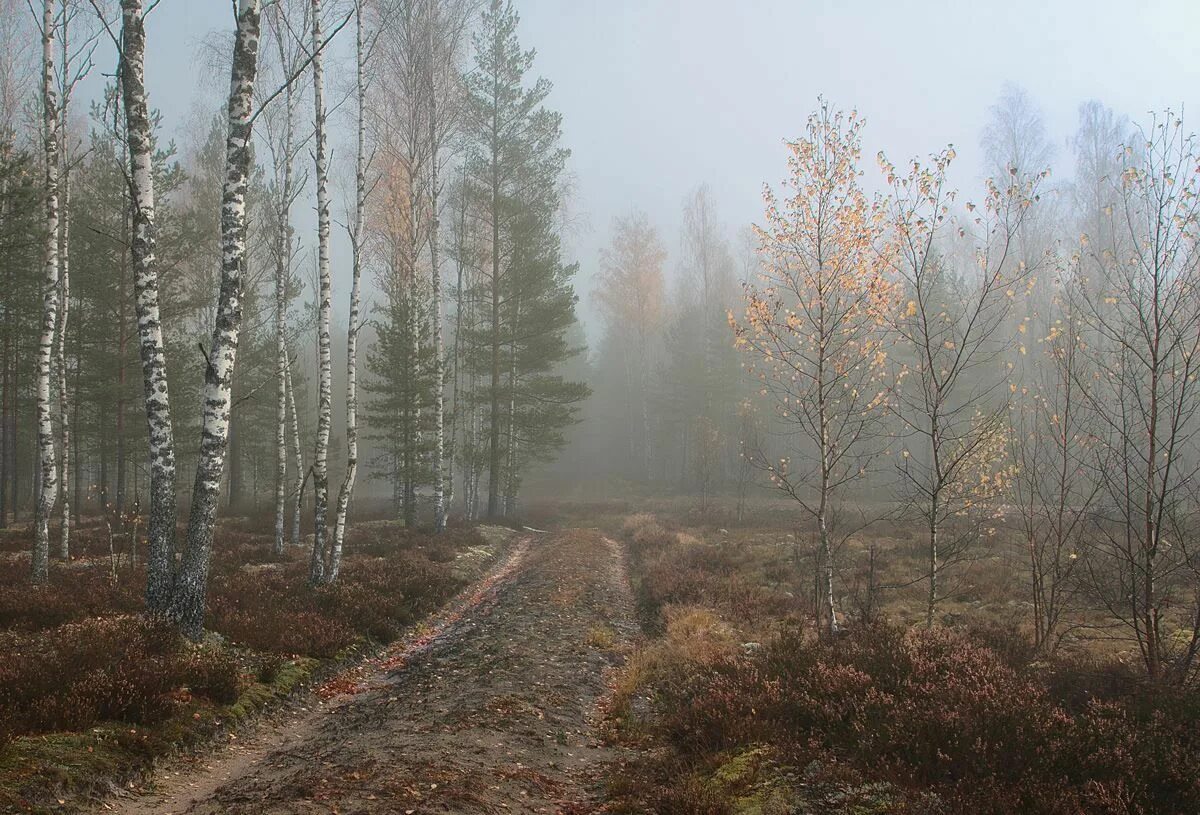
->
(365, 281, 439, 525)
(463, 0, 587, 518)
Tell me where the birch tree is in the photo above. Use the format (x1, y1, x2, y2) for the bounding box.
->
(422, 0, 470, 532)
(263, 0, 306, 556)
(595, 211, 666, 482)
(1074, 113, 1200, 681)
(54, 0, 95, 559)
(731, 103, 894, 637)
(1005, 280, 1096, 653)
(118, 0, 181, 614)
(308, 0, 333, 584)
(167, 0, 262, 636)
(32, 0, 60, 585)
(880, 146, 1045, 626)
(285, 355, 304, 545)
(368, 0, 441, 528)
(328, 0, 370, 582)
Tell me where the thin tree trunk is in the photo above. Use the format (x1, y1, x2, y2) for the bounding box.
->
(167, 0, 262, 637)
(123, 0, 180, 614)
(502, 296, 519, 516)
(428, 21, 446, 533)
(54, 9, 75, 559)
(285, 355, 303, 546)
(328, 0, 366, 582)
(487, 127, 501, 518)
(56, 140, 70, 559)
(33, 0, 61, 585)
(308, 0, 332, 585)
(817, 378, 838, 637)
(71, 369, 79, 524)
(1, 290, 8, 529)
(116, 276, 127, 523)
(926, 502, 939, 628)
(271, 7, 296, 557)
(273, 274, 287, 554)
(402, 287, 417, 528)
(0, 140, 9, 530)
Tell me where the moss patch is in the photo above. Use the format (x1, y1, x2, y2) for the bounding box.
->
(703, 747, 794, 815)
(0, 656, 322, 814)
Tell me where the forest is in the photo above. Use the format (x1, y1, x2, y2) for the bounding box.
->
(1, 0, 1199, 813)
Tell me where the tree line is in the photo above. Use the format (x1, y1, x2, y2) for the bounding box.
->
(587, 90, 1200, 685)
(0, 0, 588, 636)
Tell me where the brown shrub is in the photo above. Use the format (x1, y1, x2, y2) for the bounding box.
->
(0, 561, 144, 632)
(0, 616, 241, 746)
(206, 549, 463, 657)
(615, 621, 1200, 814)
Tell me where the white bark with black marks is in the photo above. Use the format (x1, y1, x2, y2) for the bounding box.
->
(56, 145, 70, 561)
(121, 0, 180, 614)
(308, 0, 332, 584)
(285, 355, 304, 546)
(328, 0, 367, 582)
(33, 0, 60, 585)
(270, 2, 298, 557)
(427, 9, 446, 534)
(168, 0, 262, 638)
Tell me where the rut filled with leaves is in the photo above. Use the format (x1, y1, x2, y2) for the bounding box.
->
(109, 529, 636, 815)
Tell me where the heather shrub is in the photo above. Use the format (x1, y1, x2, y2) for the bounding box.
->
(0, 616, 242, 746)
(962, 619, 1040, 670)
(0, 561, 143, 632)
(184, 645, 242, 704)
(633, 533, 794, 632)
(207, 550, 463, 656)
(616, 620, 1200, 813)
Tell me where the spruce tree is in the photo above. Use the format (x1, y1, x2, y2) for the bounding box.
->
(463, 0, 588, 518)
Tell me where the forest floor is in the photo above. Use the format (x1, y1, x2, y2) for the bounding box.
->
(102, 528, 637, 815)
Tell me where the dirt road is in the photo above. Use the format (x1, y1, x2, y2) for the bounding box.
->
(108, 529, 635, 815)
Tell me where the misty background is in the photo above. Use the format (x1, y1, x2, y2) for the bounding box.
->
(94, 0, 1200, 342)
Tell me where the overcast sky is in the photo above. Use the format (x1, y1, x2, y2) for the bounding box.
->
(98, 0, 1200, 339)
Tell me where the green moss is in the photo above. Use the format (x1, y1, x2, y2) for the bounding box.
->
(709, 746, 770, 790)
(703, 748, 795, 815)
(227, 657, 318, 721)
(0, 728, 146, 813)
(0, 657, 323, 814)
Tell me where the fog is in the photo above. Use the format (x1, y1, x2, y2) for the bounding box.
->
(3, 2, 1200, 810)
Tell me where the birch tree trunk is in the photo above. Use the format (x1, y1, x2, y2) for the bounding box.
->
(308, 0, 332, 585)
(285, 355, 304, 546)
(273, 247, 288, 556)
(32, 0, 60, 585)
(168, 0, 262, 637)
(1, 140, 9, 530)
(56, 147, 69, 560)
(122, 0, 180, 614)
(272, 11, 297, 557)
(448, 243, 465, 520)
(328, 0, 366, 583)
(427, 25, 446, 533)
(55, 5, 80, 560)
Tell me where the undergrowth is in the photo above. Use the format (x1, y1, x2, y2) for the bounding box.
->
(605, 513, 1200, 815)
(0, 520, 488, 813)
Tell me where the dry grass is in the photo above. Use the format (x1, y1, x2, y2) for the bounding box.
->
(600, 507, 1200, 814)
